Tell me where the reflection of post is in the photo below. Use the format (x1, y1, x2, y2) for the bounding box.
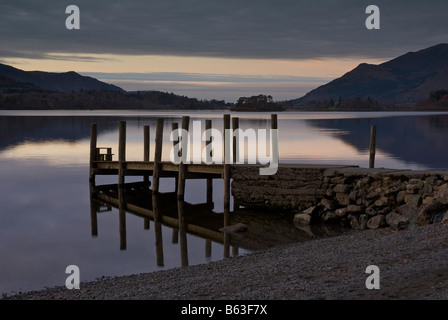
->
(152, 194, 164, 266)
(89, 123, 97, 183)
(223, 222, 230, 258)
(144, 218, 150, 230)
(178, 199, 189, 267)
(205, 120, 213, 207)
(369, 124, 376, 169)
(205, 239, 211, 259)
(89, 182, 98, 237)
(232, 246, 239, 257)
(118, 187, 126, 250)
(152, 118, 164, 195)
(143, 125, 150, 183)
(172, 228, 178, 244)
(177, 116, 190, 200)
(118, 121, 126, 187)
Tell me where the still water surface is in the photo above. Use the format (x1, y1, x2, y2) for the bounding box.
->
(1, 110, 448, 294)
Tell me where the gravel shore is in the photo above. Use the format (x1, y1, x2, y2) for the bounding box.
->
(3, 222, 448, 300)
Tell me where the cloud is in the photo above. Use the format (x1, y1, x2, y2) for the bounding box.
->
(78, 72, 330, 102)
(80, 72, 332, 83)
(0, 0, 447, 61)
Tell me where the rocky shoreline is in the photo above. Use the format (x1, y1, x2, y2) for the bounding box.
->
(3, 221, 447, 300)
(232, 165, 448, 232)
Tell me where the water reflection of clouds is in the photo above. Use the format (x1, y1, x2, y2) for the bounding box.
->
(0, 140, 89, 166)
(0, 157, 234, 294)
(1, 113, 442, 169)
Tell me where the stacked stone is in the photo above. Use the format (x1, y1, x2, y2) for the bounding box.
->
(231, 165, 327, 211)
(231, 165, 448, 231)
(294, 169, 448, 231)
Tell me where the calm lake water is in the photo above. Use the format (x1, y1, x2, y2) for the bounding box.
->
(1, 110, 448, 295)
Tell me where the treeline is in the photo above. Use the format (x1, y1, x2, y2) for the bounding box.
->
(286, 96, 400, 111)
(413, 89, 448, 110)
(0, 84, 231, 110)
(230, 94, 284, 111)
(429, 89, 448, 102)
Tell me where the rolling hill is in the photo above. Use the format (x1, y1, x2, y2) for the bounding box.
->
(0, 63, 124, 93)
(293, 43, 448, 105)
(0, 64, 230, 110)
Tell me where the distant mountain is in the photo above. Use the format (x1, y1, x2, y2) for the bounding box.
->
(0, 63, 232, 110)
(0, 63, 124, 93)
(293, 44, 448, 105)
(0, 75, 47, 93)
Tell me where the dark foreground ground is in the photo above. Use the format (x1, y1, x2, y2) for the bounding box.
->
(3, 222, 447, 300)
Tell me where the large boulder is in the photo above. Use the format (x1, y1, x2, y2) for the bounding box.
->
(386, 211, 409, 230)
(349, 214, 368, 230)
(367, 215, 386, 229)
(417, 200, 448, 225)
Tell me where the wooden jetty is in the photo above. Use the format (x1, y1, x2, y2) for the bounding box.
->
(88, 114, 279, 264)
(87, 114, 381, 267)
(89, 114, 279, 210)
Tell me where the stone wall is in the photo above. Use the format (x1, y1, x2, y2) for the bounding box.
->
(231, 164, 448, 230)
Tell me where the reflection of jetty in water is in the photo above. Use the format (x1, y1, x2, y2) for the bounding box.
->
(89, 180, 344, 268)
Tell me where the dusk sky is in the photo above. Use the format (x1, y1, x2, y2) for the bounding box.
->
(1, 0, 447, 102)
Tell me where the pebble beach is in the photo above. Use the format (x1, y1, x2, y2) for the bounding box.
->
(3, 221, 447, 300)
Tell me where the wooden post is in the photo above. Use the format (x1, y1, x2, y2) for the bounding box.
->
(271, 114, 278, 130)
(369, 124, 376, 169)
(270, 114, 279, 174)
(89, 124, 97, 182)
(176, 116, 190, 265)
(205, 120, 213, 206)
(171, 122, 180, 241)
(223, 114, 231, 165)
(152, 118, 164, 194)
(177, 116, 190, 200)
(223, 115, 231, 213)
(118, 121, 126, 187)
(223, 115, 231, 259)
(232, 117, 239, 163)
(172, 122, 179, 194)
(143, 125, 150, 183)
